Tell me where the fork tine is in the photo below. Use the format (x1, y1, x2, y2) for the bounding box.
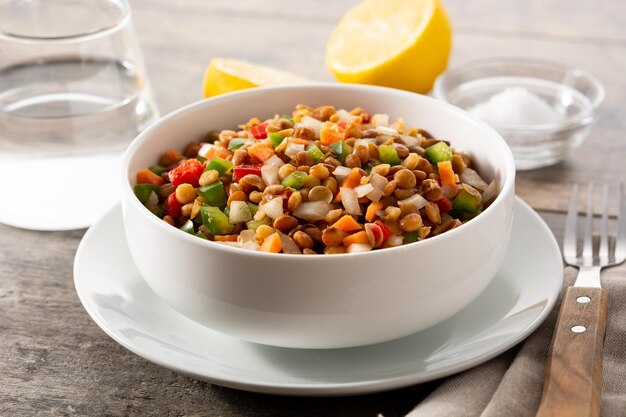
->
(615, 183, 626, 262)
(563, 184, 579, 264)
(582, 183, 594, 265)
(599, 183, 610, 264)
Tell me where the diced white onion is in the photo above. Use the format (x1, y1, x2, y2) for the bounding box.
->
(285, 142, 305, 157)
(336, 109, 356, 123)
(442, 185, 459, 200)
(399, 134, 420, 147)
(264, 154, 285, 167)
(482, 180, 498, 204)
(354, 183, 374, 198)
(460, 168, 489, 191)
(371, 114, 389, 127)
(242, 241, 260, 251)
(399, 193, 428, 210)
(197, 143, 213, 158)
(229, 200, 252, 224)
(145, 191, 159, 210)
(340, 187, 362, 215)
(262, 196, 283, 219)
(218, 241, 242, 248)
(385, 235, 404, 247)
(347, 243, 372, 253)
(298, 116, 323, 137)
(239, 229, 256, 243)
(366, 188, 384, 202)
(370, 173, 388, 190)
(376, 126, 398, 136)
(277, 231, 301, 254)
(354, 139, 371, 148)
(261, 164, 279, 186)
(332, 166, 351, 182)
(293, 201, 333, 221)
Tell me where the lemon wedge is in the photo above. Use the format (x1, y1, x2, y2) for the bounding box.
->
(202, 58, 310, 98)
(326, 0, 452, 94)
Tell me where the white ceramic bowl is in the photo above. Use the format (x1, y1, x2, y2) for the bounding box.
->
(121, 84, 516, 349)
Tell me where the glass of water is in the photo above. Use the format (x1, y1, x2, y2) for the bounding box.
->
(0, 0, 159, 230)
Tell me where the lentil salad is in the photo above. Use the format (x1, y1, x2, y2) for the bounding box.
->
(134, 104, 497, 254)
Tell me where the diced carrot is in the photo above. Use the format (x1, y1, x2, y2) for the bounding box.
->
(248, 143, 274, 163)
(214, 235, 238, 242)
(342, 231, 370, 247)
(334, 190, 342, 202)
(136, 169, 164, 186)
(289, 137, 312, 146)
(332, 215, 363, 233)
(320, 122, 345, 145)
(438, 161, 457, 188)
(365, 201, 383, 222)
(260, 232, 283, 253)
(342, 168, 363, 188)
(199, 143, 231, 161)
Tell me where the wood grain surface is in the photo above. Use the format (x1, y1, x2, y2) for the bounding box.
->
(536, 287, 608, 417)
(1, 1, 625, 416)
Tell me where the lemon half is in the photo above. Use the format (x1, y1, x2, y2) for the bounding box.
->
(202, 58, 310, 98)
(326, 0, 452, 94)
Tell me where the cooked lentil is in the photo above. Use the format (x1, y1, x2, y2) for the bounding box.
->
(134, 105, 497, 254)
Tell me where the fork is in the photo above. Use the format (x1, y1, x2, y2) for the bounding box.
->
(536, 183, 626, 417)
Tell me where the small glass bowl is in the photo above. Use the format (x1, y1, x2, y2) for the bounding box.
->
(434, 57, 604, 170)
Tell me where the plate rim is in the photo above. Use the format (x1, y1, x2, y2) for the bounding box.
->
(74, 196, 563, 396)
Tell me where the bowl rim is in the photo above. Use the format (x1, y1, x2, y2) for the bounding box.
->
(433, 56, 605, 131)
(122, 83, 516, 260)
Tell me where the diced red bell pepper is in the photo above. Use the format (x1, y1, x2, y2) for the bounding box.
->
(249, 122, 269, 140)
(233, 164, 263, 181)
(337, 121, 347, 130)
(374, 220, 392, 242)
(361, 112, 371, 124)
(165, 193, 183, 217)
(435, 197, 453, 213)
(168, 158, 204, 187)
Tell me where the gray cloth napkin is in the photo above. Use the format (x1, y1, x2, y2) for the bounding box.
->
(406, 267, 626, 417)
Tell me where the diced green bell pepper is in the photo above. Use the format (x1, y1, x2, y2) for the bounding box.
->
(282, 171, 308, 190)
(197, 182, 227, 207)
(200, 205, 234, 235)
(246, 217, 271, 232)
(194, 231, 208, 240)
(134, 184, 158, 204)
(148, 165, 167, 176)
(329, 141, 352, 162)
(205, 157, 233, 176)
(268, 133, 284, 147)
(403, 231, 420, 244)
(228, 138, 248, 151)
(379, 145, 401, 165)
(151, 207, 165, 219)
(179, 219, 195, 234)
(425, 141, 452, 164)
(452, 184, 482, 213)
(306, 143, 325, 163)
(196, 155, 207, 164)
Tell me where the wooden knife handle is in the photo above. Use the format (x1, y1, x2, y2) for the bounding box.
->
(535, 286, 608, 417)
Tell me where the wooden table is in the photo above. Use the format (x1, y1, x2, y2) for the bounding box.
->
(2, 1, 625, 415)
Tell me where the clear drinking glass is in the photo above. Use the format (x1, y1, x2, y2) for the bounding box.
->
(0, 0, 158, 230)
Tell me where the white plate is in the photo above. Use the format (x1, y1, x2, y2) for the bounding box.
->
(74, 197, 562, 396)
